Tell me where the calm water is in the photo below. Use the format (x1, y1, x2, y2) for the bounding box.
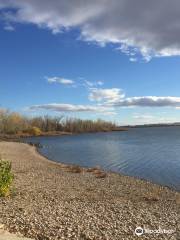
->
(24, 127, 180, 191)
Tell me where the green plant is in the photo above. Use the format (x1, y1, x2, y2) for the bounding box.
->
(0, 159, 14, 197)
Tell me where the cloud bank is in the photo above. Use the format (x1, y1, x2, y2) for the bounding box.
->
(29, 103, 114, 114)
(132, 114, 177, 124)
(112, 96, 180, 107)
(29, 96, 180, 115)
(1, 0, 180, 60)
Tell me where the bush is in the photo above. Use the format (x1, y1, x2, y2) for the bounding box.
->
(25, 126, 42, 136)
(0, 159, 14, 197)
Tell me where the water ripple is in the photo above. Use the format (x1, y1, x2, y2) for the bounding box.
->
(24, 127, 180, 191)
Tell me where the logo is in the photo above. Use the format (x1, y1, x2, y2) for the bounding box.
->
(135, 227, 144, 236)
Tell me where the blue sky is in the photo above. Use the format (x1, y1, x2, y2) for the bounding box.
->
(1, 1, 180, 125)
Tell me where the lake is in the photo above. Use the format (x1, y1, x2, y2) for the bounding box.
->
(23, 126, 180, 191)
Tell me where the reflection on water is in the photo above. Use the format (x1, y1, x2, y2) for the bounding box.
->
(24, 127, 180, 191)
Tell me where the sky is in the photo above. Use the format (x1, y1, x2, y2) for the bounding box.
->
(1, 0, 180, 125)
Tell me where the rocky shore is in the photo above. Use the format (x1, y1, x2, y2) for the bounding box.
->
(0, 142, 179, 240)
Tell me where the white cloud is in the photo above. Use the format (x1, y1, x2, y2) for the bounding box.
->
(132, 114, 177, 125)
(0, 0, 180, 61)
(3, 23, 15, 31)
(46, 77, 74, 85)
(111, 96, 180, 107)
(84, 80, 104, 87)
(97, 81, 104, 86)
(29, 103, 115, 114)
(89, 88, 125, 103)
(1, 0, 180, 60)
(28, 95, 180, 121)
(129, 57, 137, 62)
(101, 111, 117, 116)
(133, 114, 155, 120)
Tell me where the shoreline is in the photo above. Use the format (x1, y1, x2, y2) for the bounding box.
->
(0, 141, 179, 239)
(26, 133, 179, 193)
(0, 131, 72, 142)
(34, 144, 178, 193)
(0, 128, 128, 141)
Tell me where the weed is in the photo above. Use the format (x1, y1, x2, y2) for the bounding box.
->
(0, 159, 14, 197)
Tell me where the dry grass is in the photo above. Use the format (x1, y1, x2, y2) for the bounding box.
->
(64, 165, 107, 178)
(140, 186, 169, 203)
(66, 165, 83, 173)
(143, 196, 159, 202)
(176, 195, 180, 204)
(86, 167, 107, 178)
(86, 166, 101, 173)
(93, 170, 107, 179)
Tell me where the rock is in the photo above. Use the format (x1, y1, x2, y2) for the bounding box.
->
(0, 225, 4, 230)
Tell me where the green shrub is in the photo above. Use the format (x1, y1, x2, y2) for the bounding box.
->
(0, 159, 14, 197)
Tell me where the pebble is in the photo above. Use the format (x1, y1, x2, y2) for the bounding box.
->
(0, 142, 179, 240)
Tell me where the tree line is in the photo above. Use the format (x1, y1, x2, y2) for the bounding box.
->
(0, 109, 118, 135)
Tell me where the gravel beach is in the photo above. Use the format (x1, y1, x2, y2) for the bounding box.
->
(0, 142, 179, 240)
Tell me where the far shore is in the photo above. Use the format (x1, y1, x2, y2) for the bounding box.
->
(0, 127, 128, 141)
(0, 141, 179, 239)
(0, 131, 72, 141)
